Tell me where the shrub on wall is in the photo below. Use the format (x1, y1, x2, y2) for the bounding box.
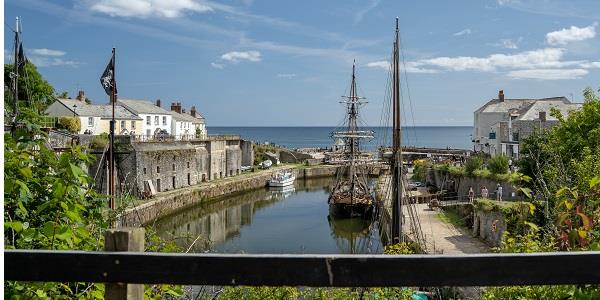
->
(57, 116, 81, 133)
(465, 156, 484, 175)
(488, 155, 509, 174)
(89, 133, 109, 149)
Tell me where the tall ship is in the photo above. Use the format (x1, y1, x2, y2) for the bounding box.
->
(328, 61, 376, 218)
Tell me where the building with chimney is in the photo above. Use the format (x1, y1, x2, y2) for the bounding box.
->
(168, 102, 207, 139)
(473, 90, 581, 158)
(45, 92, 142, 135)
(118, 98, 173, 138)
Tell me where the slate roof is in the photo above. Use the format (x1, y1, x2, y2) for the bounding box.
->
(53, 99, 142, 120)
(476, 97, 569, 114)
(117, 98, 172, 115)
(516, 101, 581, 121)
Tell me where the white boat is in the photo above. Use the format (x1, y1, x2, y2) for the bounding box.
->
(259, 160, 273, 169)
(268, 171, 296, 187)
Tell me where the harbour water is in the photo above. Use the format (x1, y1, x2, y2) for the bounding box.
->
(208, 126, 473, 150)
(155, 177, 384, 254)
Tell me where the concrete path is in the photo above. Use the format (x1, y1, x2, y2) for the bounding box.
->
(410, 203, 489, 254)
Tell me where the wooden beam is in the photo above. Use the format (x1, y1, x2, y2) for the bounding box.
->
(5, 250, 600, 287)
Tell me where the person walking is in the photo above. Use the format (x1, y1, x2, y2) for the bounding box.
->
(468, 187, 475, 203)
(481, 186, 489, 198)
(496, 184, 503, 201)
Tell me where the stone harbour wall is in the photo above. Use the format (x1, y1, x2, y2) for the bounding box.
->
(120, 165, 340, 226)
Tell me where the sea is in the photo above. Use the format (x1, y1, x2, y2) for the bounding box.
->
(208, 126, 473, 151)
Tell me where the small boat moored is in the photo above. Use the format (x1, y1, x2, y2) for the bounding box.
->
(268, 171, 296, 187)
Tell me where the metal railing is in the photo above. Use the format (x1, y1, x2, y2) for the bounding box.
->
(5, 250, 600, 287)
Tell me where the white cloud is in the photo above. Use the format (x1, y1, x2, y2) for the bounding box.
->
(501, 38, 519, 49)
(366, 60, 438, 73)
(5, 47, 78, 67)
(453, 29, 472, 36)
(580, 61, 600, 68)
(29, 48, 66, 56)
(366, 60, 389, 69)
(546, 23, 597, 45)
(497, 0, 519, 6)
(277, 73, 296, 78)
(220, 50, 261, 63)
(413, 48, 571, 72)
(89, 0, 213, 18)
(210, 62, 224, 69)
(353, 0, 380, 25)
(507, 69, 588, 80)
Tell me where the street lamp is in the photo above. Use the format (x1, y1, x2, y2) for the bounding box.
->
(72, 104, 77, 117)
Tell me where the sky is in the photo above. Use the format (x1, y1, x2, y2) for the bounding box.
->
(4, 0, 600, 126)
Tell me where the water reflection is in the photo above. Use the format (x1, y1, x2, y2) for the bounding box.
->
(154, 177, 383, 254)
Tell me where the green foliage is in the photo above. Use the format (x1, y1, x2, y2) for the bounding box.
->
(4, 62, 55, 112)
(384, 242, 417, 254)
(411, 159, 431, 182)
(4, 108, 107, 298)
(488, 155, 509, 174)
(438, 210, 467, 228)
(89, 133, 109, 149)
(465, 156, 484, 176)
(57, 116, 81, 133)
(217, 287, 415, 299)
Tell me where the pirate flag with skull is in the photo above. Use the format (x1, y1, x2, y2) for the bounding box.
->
(100, 54, 117, 96)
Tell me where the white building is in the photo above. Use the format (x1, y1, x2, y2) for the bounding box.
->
(45, 96, 142, 135)
(118, 98, 173, 138)
(473, 90, 580, 158)
(169, 102, 207, 140)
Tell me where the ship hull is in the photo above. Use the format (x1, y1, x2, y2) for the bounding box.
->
(328, 202, 374, 219)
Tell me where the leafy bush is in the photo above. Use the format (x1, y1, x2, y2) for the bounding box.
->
(488, 155, 509, 174)
(57, 116, 81, 133)
(89, 132, 109, 149)
(465, 156, 484, 176)
(411, 159, 431, 182)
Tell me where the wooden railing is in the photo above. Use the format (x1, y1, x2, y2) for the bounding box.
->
(5, 250, 600, 287)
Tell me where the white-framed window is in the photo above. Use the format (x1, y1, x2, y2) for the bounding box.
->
(131, 121, 136, 129)
(154, 116, 159, 125)
(162, 116, 167, 125)
(146, 116, 151, 125)
(120, 120, 126, 129)
(146, 129, 151, 136)
(88, 117, 94, 127)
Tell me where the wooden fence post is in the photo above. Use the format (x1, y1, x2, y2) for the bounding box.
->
(104, 227, 145, 300)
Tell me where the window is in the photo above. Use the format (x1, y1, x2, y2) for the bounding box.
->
(163, 116, 167, 125)
(172, 164, 175, 171)
(156, 179, 161, 192)
(143, 167, 147, 174)
(157, 166, 160, 173)
(88, 117, 94, 127)
(154, 116, 159, 125)
(489, 132, 496, 139)
(172, 176, 176, 189)
(131, 121, 136, 129)
(146, 129, 151, 136)
(120, 120, 126, 129)
(187, 162, 190, 168)
(187, 173, 191, 185)
(146, 116, 151, 125)
(513, 132, 519, 141)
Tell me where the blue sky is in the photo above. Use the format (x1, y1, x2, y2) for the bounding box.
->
(4, 0, 600, 126)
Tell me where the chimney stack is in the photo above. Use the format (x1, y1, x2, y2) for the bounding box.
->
(539, 111, 546, 122)
(77, 90, 85, 101)
(499, 90, 505, 102)
(190, 106, 197, 117)
(170, 102, 182, 114)
(156, 99, 161, 107)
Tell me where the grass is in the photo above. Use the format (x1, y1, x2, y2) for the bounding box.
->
(437, 209, 467, 228)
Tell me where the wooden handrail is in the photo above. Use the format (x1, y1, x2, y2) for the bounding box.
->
(5, 250, 600, 287)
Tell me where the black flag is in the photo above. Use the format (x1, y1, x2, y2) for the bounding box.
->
(17, 42, 27, 73)
(100, 54, 116, 96)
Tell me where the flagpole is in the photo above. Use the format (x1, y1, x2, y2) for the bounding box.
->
(109, 47, 116, 212)
(12, 17, 20, 134)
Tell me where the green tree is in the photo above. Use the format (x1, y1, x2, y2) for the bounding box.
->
(465, 155, 484, 176)
(488, 155, 509, 174)
(4, 62, 55, 113)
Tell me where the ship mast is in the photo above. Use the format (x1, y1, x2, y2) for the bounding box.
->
(391, 17, 404, 243)
(11, 17, 21, 133)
